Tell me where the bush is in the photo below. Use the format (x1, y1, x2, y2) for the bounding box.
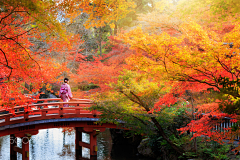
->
(198, 141, 230, 160)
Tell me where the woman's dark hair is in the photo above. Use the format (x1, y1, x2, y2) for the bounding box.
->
(64, 78, 69, 83)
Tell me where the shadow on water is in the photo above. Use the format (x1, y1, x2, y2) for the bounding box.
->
(0, 128, 152, 160)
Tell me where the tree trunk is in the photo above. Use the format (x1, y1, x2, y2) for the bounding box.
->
(190, 94, 197, 152)
(114, 22, 118, 35)
(124, 91, 185, 156)
(99, 27, 102, 56)
(151, 117, 185, 155)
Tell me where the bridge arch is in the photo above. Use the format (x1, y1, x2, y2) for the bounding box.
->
(0, 98, 121, 160)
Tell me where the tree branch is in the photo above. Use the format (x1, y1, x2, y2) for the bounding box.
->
(0, 7, 17, 24)
(2, 35, 41, 71)
(0, 48, 13, 80)
(118, 90, 142, 106)
(7, 28, 35, 40)
(130, 91, 149, 111)
(96, 105, 157, 132)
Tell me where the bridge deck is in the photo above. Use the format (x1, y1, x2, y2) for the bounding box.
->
(0, 98, 122, 160)
(0, 98, 101, 131)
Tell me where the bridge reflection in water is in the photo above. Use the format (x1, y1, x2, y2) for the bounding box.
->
(0, 128, 113, 160)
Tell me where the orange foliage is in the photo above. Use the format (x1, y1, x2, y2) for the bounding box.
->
(73, 37, 135, 97)
(0, 2, 77, 108)
(117, 19, 240, 147)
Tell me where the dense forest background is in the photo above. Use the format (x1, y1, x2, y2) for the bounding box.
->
(1, 0, 240, 159)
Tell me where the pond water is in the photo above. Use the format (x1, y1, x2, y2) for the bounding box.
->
(0, 128, 151, 160)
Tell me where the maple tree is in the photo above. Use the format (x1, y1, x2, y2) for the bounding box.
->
(74, 1, 240, 156)
(177, 0, 240, 22)
(72, 36, 135, 97)
(67, 0, 240, 157)
(73, 36, 188, 155)
(90, 70, 188, 155)
(0, 0, 67, 108)
(136, 0, 182, 36)
(119, 15, 240, 151)
(2, 0, 240, 157)
(55, 0, 135, 29)
(0, 0, 136, 108)
(113, 0, 157, 34)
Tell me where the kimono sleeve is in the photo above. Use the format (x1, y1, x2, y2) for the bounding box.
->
(67, 84, 73, 98)
(59, 84, 63, 97)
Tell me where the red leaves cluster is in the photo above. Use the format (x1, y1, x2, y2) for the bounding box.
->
(0, 2, 72, 108)
(178, 101, 239, 144)
(73, 37, 135, 96)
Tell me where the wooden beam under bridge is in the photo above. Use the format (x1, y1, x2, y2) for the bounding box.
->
(75, 127, 104, 160)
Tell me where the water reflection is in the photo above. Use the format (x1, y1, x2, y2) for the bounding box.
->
(0, 128, 150, 160)
(0, 134, 9, 160)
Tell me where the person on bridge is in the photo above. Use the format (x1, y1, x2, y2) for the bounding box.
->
(59, 78, 73, 107)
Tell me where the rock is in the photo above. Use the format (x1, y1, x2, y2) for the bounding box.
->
(137, 138, 157, 159)
(138, 138, 179, 160)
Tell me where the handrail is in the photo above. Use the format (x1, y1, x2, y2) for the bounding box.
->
(0, 98, 93, 113)
(33, 98, 93, 102)
(0, 98, 98, 128)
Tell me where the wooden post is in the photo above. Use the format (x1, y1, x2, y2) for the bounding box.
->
(92, 110, 97, 117)
(59, 103, 63, 117)
(21, 136, 29, 160)
(41, 109, 46, 117)
(43, 105, 48, 109)
(5, 114, 10, 123)
(75, 127, 82, 159)
(75, 108, 80, 114)
(10, 134, 17, 160)
(89, 132, 97, 160)
(24, 111, 29, 121)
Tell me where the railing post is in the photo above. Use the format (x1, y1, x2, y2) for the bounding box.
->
(92, 110, 97, 117)
(5, 114, 10, 123)
(41, 109, 46, 118)
(59, 103, 63, 117)
(43, 105, 48, 109)
(10, 134, 17, 160)
(24, 111, 29, 121)
(75, 107, 80, 115)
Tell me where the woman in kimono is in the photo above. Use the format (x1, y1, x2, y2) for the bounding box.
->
(59, 78, 73, 107)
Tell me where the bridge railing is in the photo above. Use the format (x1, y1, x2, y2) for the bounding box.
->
(0, 98, 98, 128)
(214, 117, 240, 141)
(0, 98, 92, 112)
(194, 114, 240, 141)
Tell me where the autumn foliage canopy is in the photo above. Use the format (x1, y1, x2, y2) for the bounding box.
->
(2, 0, 240, 155)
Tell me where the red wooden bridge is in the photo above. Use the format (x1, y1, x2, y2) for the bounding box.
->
(0, 98, 119, 160)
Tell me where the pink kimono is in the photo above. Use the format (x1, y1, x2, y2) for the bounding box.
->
(59, 83, 73, 107)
